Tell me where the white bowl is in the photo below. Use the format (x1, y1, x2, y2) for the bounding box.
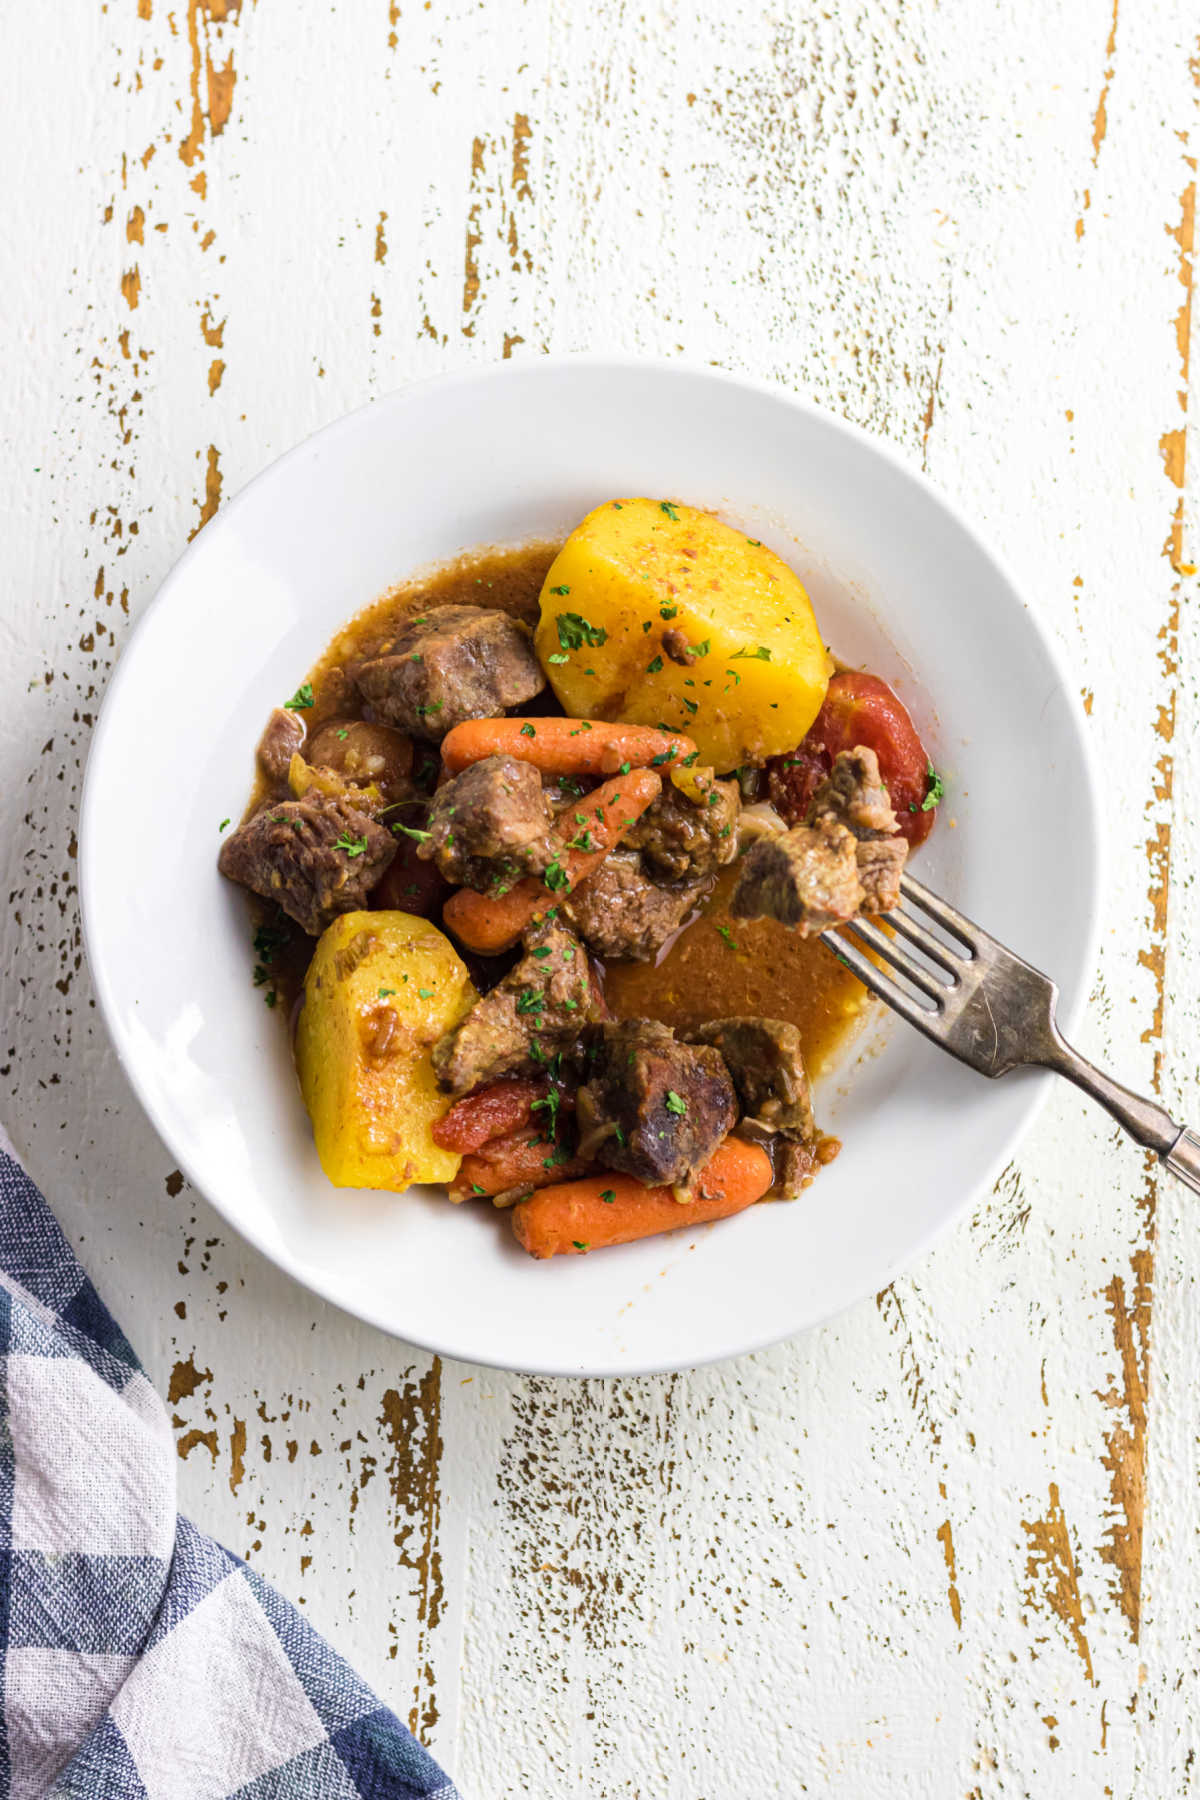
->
(80, 358, 1100, 1375)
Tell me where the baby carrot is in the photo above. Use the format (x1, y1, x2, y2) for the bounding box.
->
(450, 1127, 592, 1202)
(442, 766, 661, 954)
(511, 1137, 773, 1259)
(440, 716, 697, 778)
(432, 1078, 547, 1153)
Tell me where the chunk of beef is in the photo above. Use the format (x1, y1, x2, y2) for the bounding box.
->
(731, 820, 861, 935)
(855, 835, 906, 912)
(354, 605, 545, 741)
(432, 919, 603, 1094)
(576, 1018, 736, 1189)
(257, 708, 305, 787)
(624, 775, 740, 881)
(732, 745, 908, 935)
(688, 1017, 814, 1141)
(306, 719, 414, 807)
(562, 852, 702, 962)
(218, 793, 396, 936)
(809, 746, 897, 838)
(421, 755, 553, 889)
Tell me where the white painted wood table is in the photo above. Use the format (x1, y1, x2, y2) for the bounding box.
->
(2, 2, 1198, 1793)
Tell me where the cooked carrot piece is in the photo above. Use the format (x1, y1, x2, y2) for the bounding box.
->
(431, 1078, 548, 1153)
(511, 1137, 773, 1258)
(450, 1127, 592, 1201)
(440, 717, 697, 778)
(441, 767, 661, 954)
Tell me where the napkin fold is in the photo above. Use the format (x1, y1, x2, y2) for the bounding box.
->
(0, 1128, 460, 1800)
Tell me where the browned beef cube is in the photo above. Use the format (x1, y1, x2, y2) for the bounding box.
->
(421, 755, 552, 889)
(731, 821, 860, 936)
(855, 835, 906, 913)
(354, 605, 545, 740)
(218, 793, 396, 936)
(623, 775, 740, 880)
(809, 746, 898, 838)
(576, 1019, 736, 1188)
(256, 707, 306, 787)
(562, 853, 703, 962)
(689, 1017, 814, 1141)
(432, 920, 603, 1094)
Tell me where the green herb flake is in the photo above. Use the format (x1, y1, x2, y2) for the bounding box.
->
(730, 645, 771, 662)
(218, 817, 230, 833)
(921, 766, 946, 812)
(543, 860, 570, 892)
(572, 1240, 590, 1251)
(599, 1189, 616, 1205)
(284, 682, 314, 711)
(746, 536, 762, 546)
(682, 698, 698, 714)
(659, 604, 678, 620)
(549, 584, 571, 596)
(688, 639, 710, 658)
(516, 990, 544, 1016)
(556, 612, 607, 651)
(660, 501, 681, 521)
(520, 723, 537, 738)
(392, 822, 431, 842)
(335, 832, 369, 858)
(264, 989, 278, 1008)
(415, 699, 444, 716)
(336, 728, 350, 740)
(532, 945, 552, 959)
(650, 745, 677, 767)
(417, 986, 434, 999)
(646, 655, 664, 674)
(547, 652, 569, 664)
(378, 987, 397, 998)
(470, 1183, 487, 1195)
(717, 925, 738, 950)
(665, 1090, 688, 1115)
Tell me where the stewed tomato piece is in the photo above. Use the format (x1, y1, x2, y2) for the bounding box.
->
(766, 670, 939, 847)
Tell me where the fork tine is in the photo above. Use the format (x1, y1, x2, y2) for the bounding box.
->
(820, 929, 942, 1030)
(886, 903, 969, 974)
(843, 916, 952, 1003)
(899, 870, 977, 949)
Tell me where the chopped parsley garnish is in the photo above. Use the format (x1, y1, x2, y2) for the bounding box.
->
(335, 833, 368, 857)
(218, 817, 230, 832)
(717, 925, 738, 950)
(746, 536, 762, 546)
(647, 655, 664, 674)
(613, 1123, 626, 1146)
(543, 1145, 573, 1169)
(378, 987, 397, 997)
(659, 604, 678, 620)
(417, 986, 434, 999)
(410, 653, 423, 663)
(284, 682, 314, 710)
(568, 829, 594, 851)
(543, 859, 570, 891)
(336, 728, 349, 740)
(532, 1089, 561, 1129)
(263, 989, 278, 1008)
(516, 989, 544, 1015)
(922, 766, 946, 811)
(415, 700, 443, 716)
(665, 1090, 688, 1115)
(599, 1189, 616, 1204)
(531, 945, 552, 959)
(559, 777, 583, 796)
(706, 790, 720, 806)
(252, 963, 270, 986)
(643, 620, 653, 633)
(650, 746, 677, 767)
(619, 760, 631, 774)
(572, 1240, 590, 1251)
(729, 645, 771, 662)
(556, 612, 607, 650)
(660, 501, 680, 521)
(520, 722, 537, 737)
(681, 749, 699, 767)
(253, 920, 290, 964)
(682, 698, 697, 714)
(688, 639, 710, 657)
(547, 652, 569, 664)
(392, 822, 431, 841)
(471, 1183, 487, 1195)
(549, 583, 571, 595)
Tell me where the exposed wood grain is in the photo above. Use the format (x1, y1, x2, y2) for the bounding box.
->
(0, 0, 1196, 1794)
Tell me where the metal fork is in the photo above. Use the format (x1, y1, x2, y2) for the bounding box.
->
(822, 870, 1200, 1194)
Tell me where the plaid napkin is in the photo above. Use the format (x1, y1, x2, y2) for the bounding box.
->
(0, 1126, 460, 1800)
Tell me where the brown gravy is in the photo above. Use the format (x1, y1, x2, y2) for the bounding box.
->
(247, 539, 868, 1079)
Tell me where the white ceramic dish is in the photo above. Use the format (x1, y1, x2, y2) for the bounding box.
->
(80, 358, 1101, 1375)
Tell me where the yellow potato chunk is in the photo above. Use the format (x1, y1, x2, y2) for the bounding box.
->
(535, 498, 830, 772)
(295, 911, 477, 1191)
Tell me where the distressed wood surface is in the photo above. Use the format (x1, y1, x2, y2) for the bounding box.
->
(1, 2, 1197, 1793)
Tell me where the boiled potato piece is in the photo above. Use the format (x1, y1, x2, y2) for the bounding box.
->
(295, 911, 476, 1191)
(534, 498, 830, 772)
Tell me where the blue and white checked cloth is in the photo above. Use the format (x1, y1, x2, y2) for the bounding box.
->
(0, 1127, 460, 1800)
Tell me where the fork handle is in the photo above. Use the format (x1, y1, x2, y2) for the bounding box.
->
(1045, 1033, 1200, 1195)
